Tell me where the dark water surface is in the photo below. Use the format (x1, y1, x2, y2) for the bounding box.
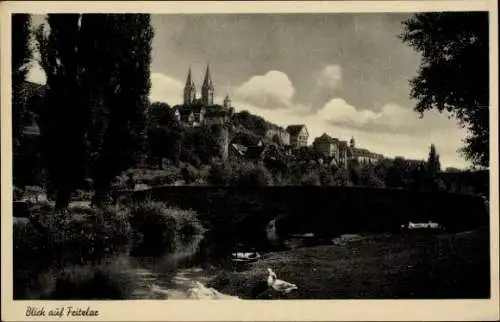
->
(13, 234, 231, 300)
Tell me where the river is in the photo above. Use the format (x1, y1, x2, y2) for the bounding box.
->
(14, 233, 240, 300)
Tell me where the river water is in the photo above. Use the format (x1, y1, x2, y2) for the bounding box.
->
(124, 235, 232, 300)
(14, 233, 239, 300)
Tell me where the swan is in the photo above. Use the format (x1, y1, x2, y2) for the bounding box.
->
(187, 281, 217, 299)
(267, 268, 298, 294)
(150, 283, 169, 298)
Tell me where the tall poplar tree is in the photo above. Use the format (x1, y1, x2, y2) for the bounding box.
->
(36, 14, 86, 211)
(12, 14, 33, 151)
(35, 14, 154, 209)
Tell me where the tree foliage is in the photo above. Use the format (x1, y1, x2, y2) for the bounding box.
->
(12, 14, 33, 151)
(401, 12, 489, 167)
(36, 14, 86, 210)
(85, 15, 152, 205)
(146, 102, 181, 169)
(36, 14, 154, 209)
(426, 143, 441, 177)
(232, 110, 274, 136)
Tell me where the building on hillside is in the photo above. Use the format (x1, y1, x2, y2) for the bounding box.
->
(174, 107, 195, 126)
(286, 124, 308, 148)
(337, 140, 350, 168)
(348, 137, 384, 165)
(313, 133, 339, 158)
(173, 64, 234, 127)
(265, 127, 290, 145)
(204, 108, 232, 127)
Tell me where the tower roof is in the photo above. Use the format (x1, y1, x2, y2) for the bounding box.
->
(185, 66, 195, 87)
(203, 63, 214, 88)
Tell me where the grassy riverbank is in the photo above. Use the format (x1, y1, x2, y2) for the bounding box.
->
(209, 228, 490, 299)
(13, 199, 205, 299)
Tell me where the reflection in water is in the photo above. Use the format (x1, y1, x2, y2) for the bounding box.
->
(14, 234, 238, 300)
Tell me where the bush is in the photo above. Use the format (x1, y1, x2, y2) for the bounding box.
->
(23, 185, 47, 203)
(196, 164, 212, 185)
(72, 189, 93, 201)
(181, 164, 199, 184)
(17, 203, 131, 256)
(231, 162, 274, 187)
(13, 186, 24, 201)
(13, 217, 48, 252)
(126, 168, 181, 187)
(360, 166, 385, 188)
(300, 171, 321, 186)
(168, 207, 205, 238)
(41, 257, 135, 299)
(208, 162, 234, 185)
(128, 200, 205, 256)
(332, 168, 352, 187)
(318, 167, 335, 186)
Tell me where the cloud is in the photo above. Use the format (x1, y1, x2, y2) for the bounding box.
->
(318, 98, 458, 135)
(235, 70, 295, 109)
(149, 73, 184, 105)
(317, 64, 342, 90)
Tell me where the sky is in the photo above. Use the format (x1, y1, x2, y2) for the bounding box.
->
(27, 13, 470, 169)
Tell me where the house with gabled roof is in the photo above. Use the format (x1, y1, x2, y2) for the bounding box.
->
(265, 126, 290, 145)
(286, 124, 308, 148)
(313, 133, 340, 158)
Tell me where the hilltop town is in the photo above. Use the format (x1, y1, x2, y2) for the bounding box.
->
(165, 65, 390, 169)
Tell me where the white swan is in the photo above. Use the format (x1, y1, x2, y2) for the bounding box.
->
(187, 281, 218, 299)
(267, 268, 298, 294)
(151, 283, 169, 298)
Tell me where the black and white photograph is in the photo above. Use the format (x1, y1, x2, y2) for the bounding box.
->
(2, 0, 498, 320)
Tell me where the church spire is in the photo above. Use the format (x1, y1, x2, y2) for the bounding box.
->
(201, 62, 214, 105)
(203, 63, 214, 88)
(184, 66, 196, 105)
(185, 66, 195, 87)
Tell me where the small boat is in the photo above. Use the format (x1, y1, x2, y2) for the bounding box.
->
(231, 251, 261, 263)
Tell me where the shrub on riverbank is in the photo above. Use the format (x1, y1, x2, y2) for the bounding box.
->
(14, 199, 205, 299)
(128, 200, 205, 256)
(208, 161, 274, 186)
(14, 198, 205, 258)
(126, 167, 182, 186)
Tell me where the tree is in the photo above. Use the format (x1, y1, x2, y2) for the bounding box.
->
(331, 167, 352, 187)
(385, 157, 409, 188)
(12, 14, 33, 151)
(401, 12, 489, 168)
(36, 14, 154, 209)
(426, 143, 441, 178)
(411, 162, 428, 190)
(360, 165, 385, 188)
(147, 102, 181, 169)
(36, 14, 87, 211)
(232, 110, 269, 136)
(181, 125, 222, 166)
(84, 14, 153, 205)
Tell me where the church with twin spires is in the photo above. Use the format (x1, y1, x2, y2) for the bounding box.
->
(172, 64, 234, 127)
